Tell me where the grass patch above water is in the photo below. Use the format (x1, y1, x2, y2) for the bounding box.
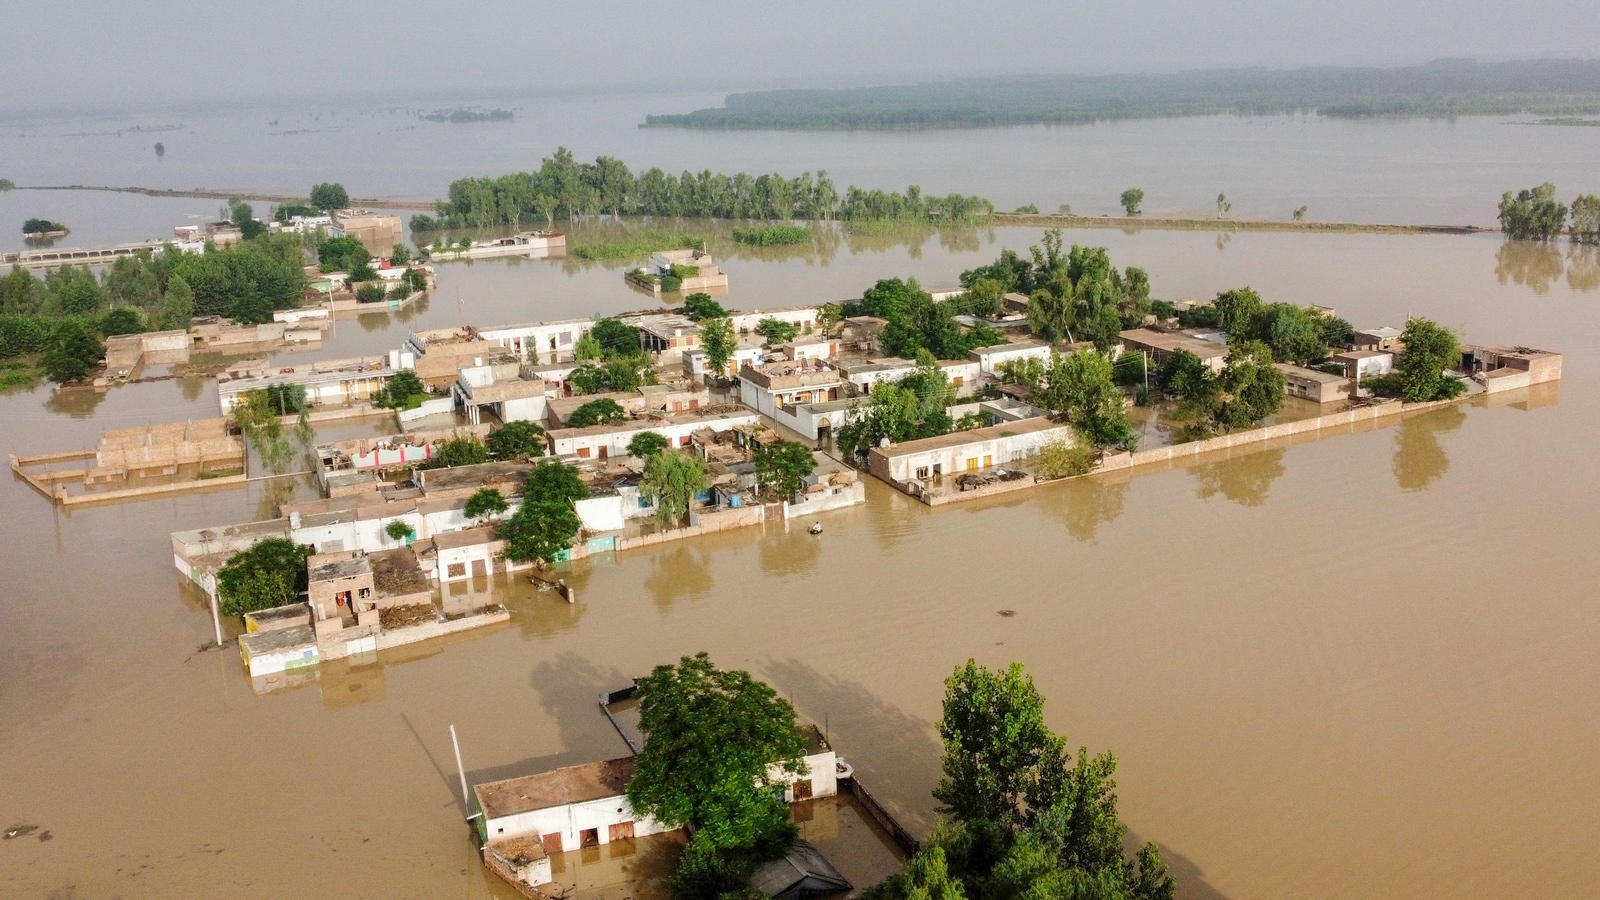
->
(570, 230, 707, 261)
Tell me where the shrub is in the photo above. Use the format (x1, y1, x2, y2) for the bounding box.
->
(1035, 440, 1095, 479)
(355, 283, 385, 304)
(216, 538, 313, 616)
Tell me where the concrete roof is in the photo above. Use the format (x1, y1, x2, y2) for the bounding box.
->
(1334, 350, 1392, 360)
(971, 339, 1050, 355)
(309, 557, 372, 582)
(475, 757, 636, 820)
(420, 461, 534, 495)
(875, 416, 1064, 459)
(1119, 329, 1229, 359)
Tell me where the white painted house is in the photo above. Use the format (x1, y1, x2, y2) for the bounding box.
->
(869, 417, 1071, 486)
(477, 318, 595, 365)
(547, 411, 762, 460)
(969, 339, 1053, 376)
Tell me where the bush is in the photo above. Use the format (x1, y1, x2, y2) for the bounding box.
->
(732, 224, 811, 246)
(216, 538, 313, 617)
(659, 274, 683, 293)
(356, 283, 386, 303)
(1035, 440, 1096, 479)
(373, 368, 427, 410)
(385, 520, 415, 543)
(487, 420, 546, 460)
(567, 398, 627, 428)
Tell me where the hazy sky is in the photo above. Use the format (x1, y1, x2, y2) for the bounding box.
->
(6, 0, 1599, 111)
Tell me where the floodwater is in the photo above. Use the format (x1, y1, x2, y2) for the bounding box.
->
(4, 89, 1600, 249)
(3, 97, 1600, 899)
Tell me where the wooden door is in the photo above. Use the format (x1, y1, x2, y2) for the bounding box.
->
(792, 778, 813, 801)
(541, 832, 564, 854)
(965, 457, 978, 472)
(608, 821, 635, 842)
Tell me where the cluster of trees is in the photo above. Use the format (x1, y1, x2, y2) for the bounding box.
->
(754, 440, 817, 501)
(847, 277, 1008, 361)
(1180, 287, 1352, 366)
(570, 318, 656, 394)
(1499, 182, 1600, 243)
(372, 369, 429, 410)
(963, 231, 1153, 351)
(1157, 341, 1286, 435)
(837, 353, 962, 460)
(273, 182, 350, 221)
(865, 660, 1174, 900)
(641, 450, 709, 526)
(408, 147, 993, 230)
(644, 60, 1600, 129)
(498, 460, 589, 565)
(1001, 350, 1139, 450)
(23, 218, 66, 236)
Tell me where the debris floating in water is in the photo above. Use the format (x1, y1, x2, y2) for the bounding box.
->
(997, 609, 1016, 617)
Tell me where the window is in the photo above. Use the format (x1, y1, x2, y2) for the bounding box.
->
(446, 562, 466, 578)
(577, 447, 591, 458)
(916, 466, 930, 479)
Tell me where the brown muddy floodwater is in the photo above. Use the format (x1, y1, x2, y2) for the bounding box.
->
(2, 226, 1598, 900)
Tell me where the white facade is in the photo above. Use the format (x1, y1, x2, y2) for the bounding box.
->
(872, 418, 1071, 484)
(970, 340, 1053, 376)
(727, 305, 823, 337)
(548, 412, 762, 460)
(683, 345, 762, 381)
(478, 319, 595, 365)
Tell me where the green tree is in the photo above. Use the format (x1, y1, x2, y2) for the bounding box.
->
(385, 520, 416, 543)
(389, 243, 411, 265)
(626, 653, 806, 853)
(1293, 205, 1308, 221)
(861, 845, 967, 900)
(463, 487, 509, 522)
(42, 320, 104, 383)
(1212, 287, 1264, 339)
(2, 265, 42, 314)
(935, 660, 1064, 826)
(229, 199, 266, 240)
(641, 451, 709, 525)
(700, 316, 737, 378)
(420, 433, 489, 470)
(1393, 317, 1466, 402)
(100, 306, 145, 337)
(1213, 340, 1286, 430)
(567, 398, 628, 428)
(310, 182, 350, 211)
(1571, 194, 1600, 245)
(756, 440, 816, 500)
(628, 431, 670, 458)
(498, 500, 581, 564)
(160, 273, 195, 330)
(524, 458, 590, 506)
(681, 292, 726, 321)
(1216, 192, 1231, 218)
(318, 235, 370, 273)
(1498, 182, 1567, 241)
(216, 538, 313, 617)
(572, 331, 603, 362)
(589, 317, 642, 357)
(486, 420, 546, 460)
(372, 368, 428, 410)
(1034, 351, 1136, 450)
(756, 317, 800, 345)
(1263, 304, 1328, 365)
(1120, 188, 1144, 216)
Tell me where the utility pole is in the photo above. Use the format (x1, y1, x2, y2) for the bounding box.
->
(210, 587, 223, 646)
(450, 724, 471, 817)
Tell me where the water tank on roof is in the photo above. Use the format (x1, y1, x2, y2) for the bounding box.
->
(729, 492, 741, 509)
(289, 511, 302, 529)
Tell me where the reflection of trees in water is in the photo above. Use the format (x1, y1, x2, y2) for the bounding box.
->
(393, 293, 430, 323)
(255, 478, 296, 522)
(1495, 240, 1563, 294)
(1567, 245, 1600, 292)
(44, 386, 106, 418)
(1215, 231, 1233, 253)
(759, 526, 820, 578)
(178, 375, 205, 402)
(1041, 475, 1129, 541)
(1193, 447, 1286, 507)
(1392, 406, 1466, 492)
(642, 544, 714, 611)
(356, 311, 390, 332)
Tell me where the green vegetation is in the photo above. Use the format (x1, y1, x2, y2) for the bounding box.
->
(844, 277, 1006, 360)
(628, 431, 670, 458)
(0, 179, 15, 191)
(700, 317, 736, 377)
(645, 60, 1600, 129)
(1367, 317, 1467, 402)
(681, 292, 726, 321)
(463, 487, 509, 522)
(409, 147, 990, 230)
(229, 198, 266, 240)
(422, 108, 513, 124)
(732, 224, 812, 245)
(964, 231, 1151, 350)
(273, 202, 319, 221)
(309, 182, 349, 211)
(1014, 204, 1040, 214)
(569, 318, 653, 395)
(863, 660, 1174, 900)
(566, 398, 628, 428)
(626, 653, 806, 900)
(1499, 183, 1567, 241)
(1196, 286, 1351, 366)
(755, 440, 817, 501)
(318, 235, 371, 272)
(754, 317, 799, 346)
(1120, 188, 1144, 216)
(1161, 341, 1286, 435)
(426, 434, 489, 470)
(23, 218, 67, 236)
(1033, 351, 1137, 450)
(1034, 440, 1096, 479)
(1572, 194, 1600, 245)
(641, 451, 709, 525)
(230, 388, 297, 471)
(385, 520, 416, 543)
(486, 420, 546, 461)
(372, 369, 428, 410)
(837, 354, 957, 460)
(355, 283, 386, 303)
(571, 230, 706, 261)
(498, 460, 589, 565)
(217, 538, 314, 617)
(41, 319, 104, 383)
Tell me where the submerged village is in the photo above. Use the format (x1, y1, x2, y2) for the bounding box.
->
(3, 205, 1565, 899)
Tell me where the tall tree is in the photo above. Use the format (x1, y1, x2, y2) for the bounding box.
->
(159, 273, 195, 331)
(1120, 188, 1144, 216)
(641, 451, 709, 525)
(1394, 317, 1466, 402)
(755, 440, 817, 501)
(700, 316, 736, 378)
(1035, 351, 1137, 450)
(1570, 194, 1600, 245)
(935, 660, 1064, 826)
(310, 182, 350, 211)
(216, 538, 313, 617)
(1498, 182, 1567, 241)
(42, 320, 104, 383)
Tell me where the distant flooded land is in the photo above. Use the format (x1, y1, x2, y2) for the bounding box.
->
(644, 59, 1600, 130)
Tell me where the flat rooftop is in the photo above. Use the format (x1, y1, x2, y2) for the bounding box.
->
(1274, 363, 1350, 384)
(476, 757, 636, 820)
(419, 461, 533, 495)
(1119, 328, 1228, 359)
(309, 557, 372, 582)
(875, 416, 1062, 458)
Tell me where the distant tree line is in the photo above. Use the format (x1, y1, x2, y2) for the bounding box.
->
(644, 60, 1600, 130)
(409, 147, 993, 231)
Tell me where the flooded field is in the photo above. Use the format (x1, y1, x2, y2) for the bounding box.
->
(2, 223, 1598, 900)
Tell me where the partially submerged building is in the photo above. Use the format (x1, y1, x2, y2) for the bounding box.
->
(1274, 363, 1354, 404)
(868, 417, 1071, 500)
(1119, 328, 1228, 372)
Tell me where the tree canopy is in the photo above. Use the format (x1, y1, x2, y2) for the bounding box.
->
(216, 538, 314, 617)
(463, 487, 509, 521)
(755, 317, 800, 345)
(310, 182, 350, 211)
(642, 451, 709, 525)
(964, 233, 1151, 351)
(1032, 351, 1137, 450)
(1390, 317, 1466, 402)
(486, 420, 546, 460)
(1120, 189, 1144, 216)
(837, 354, 956, 460)
(681, 292, 727, 321)
(495, 461, 591, 563)
(567, 398, 628, 428)
(1499, 182, 1567, 241)
(700, 316, 737, 377)
(372, 368, 428, 410)
(41, 320, 103, 383)
(628, 431, 670, 458)
(419, 433, 488, 470)
(756, 440, 817, 501)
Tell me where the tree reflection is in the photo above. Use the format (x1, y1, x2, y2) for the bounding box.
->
(1192, 447, 1286, 507)
(356, 311, 390, 332)
(642, 544, 714, 611)
(178, 374, 205, 402)
(1042, 473, 1129, 541)
(1215, 231, 1233, 254)
(1495, 240, 1564, 294)
(1392, 406, 1466, 492)
(759, 526, 820, 578)
(43, 385, 107, 418)
(1567, 245, 1600, 293)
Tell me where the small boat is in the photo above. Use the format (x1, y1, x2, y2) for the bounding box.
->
(809, 522, 823, 535)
